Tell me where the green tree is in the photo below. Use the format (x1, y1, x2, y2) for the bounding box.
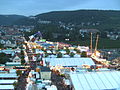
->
(74, 48, 81, 54)
(57, 52, 62, 58)
(16, 70, 22, 76)
(81, 51, 87, 57)
(0, 44, 4, 48)
(41, 47, 45, 51)
(69, 52, 75, 57)
(21, 50, 25, 65)
(33, 48, 36, 53)
(21, 59, 25, 65)
(45, 53, 49, 57)
(65, 48, 70, 54)
(0, 53, 10, 64)
(13, 81, 18, 90)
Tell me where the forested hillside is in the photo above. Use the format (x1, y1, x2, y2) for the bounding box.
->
(36, 10, 120, 31)
(0, 15, 26, 25)
(1, 10, 120, 31)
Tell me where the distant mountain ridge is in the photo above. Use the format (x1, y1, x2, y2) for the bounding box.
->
(35, 10, 120, 30)
(36, 10, 120, 22)
(1, 10, 120, 31)
(0, 15, 26, 25)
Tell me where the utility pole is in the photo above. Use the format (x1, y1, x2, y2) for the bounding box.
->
(56, 42, 59, 50)
(90, 33, 93, 53)
(95, 35, 99, 52)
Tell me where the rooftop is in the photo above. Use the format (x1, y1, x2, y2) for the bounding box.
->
(0, 73, 18, 78)
(0, 80, 17, 84)
(70, 71, 120, 90)
(44, 58, 95, 67)
(0, 85, 14, 89)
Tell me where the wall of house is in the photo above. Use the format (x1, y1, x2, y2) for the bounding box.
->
(40, 72, 51, 80)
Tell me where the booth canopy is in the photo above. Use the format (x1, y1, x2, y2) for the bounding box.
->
(44, 58, 95, 67)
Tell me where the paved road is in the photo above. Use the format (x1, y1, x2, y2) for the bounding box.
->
(16, 75, 26, 90)
(30, 61, 37, 70)
(16, 70, 30, 90)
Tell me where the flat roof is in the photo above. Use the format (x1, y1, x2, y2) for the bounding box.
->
(5, 62, 21, 66)
(6, 62, 21, 65)
(0, 74, 18, 78)
(0, 85, 14, 89)
(0, 80, 17, 84)
(44, 58, 95, 67)
(70, 71, 120, 90)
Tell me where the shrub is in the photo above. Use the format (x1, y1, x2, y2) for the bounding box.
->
(57, 52, 62, 58)
(81, 51, 87, 57)
(45, 53, 49, 57)
(16, 70, 22, 76)
(13, 81, 18, 89)
(69, 52, 75, 57)
(65, 48, 70, 54)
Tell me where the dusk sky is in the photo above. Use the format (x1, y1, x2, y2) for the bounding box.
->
(0, 0, 120, 16)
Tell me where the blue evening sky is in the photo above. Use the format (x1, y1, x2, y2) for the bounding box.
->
(0, 0, 120, 16)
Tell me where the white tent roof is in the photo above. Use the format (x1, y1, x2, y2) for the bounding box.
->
(47, 50, 52, 53)
(36, 50, 44, 54)
(6, 62, 21, 65)
(63, 55, 70, 58)
(0, 74, 18, 78)
(44, 58, 95, 67)
(0, 85, 14, 89)
(0, 80, 17, 84)
(59, 50, 66, 54)
(74, 54, 81, 58)
(48, 55, 56, 58)
(70, 50, 76, 53)
(70, 71, 120, 90)
(0, 49, 15, 55)
(9, 69, 16, 72)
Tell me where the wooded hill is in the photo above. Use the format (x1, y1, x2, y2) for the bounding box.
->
(35, 10, 120, 31)
(0, 15, 26, 25)
(1, 10, 120, 31)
